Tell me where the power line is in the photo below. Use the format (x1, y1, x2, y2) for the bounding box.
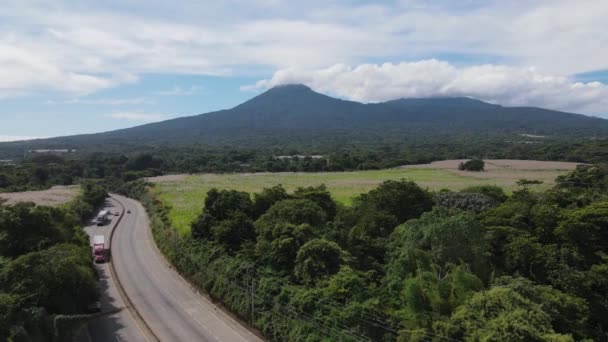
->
(247, 264, 400, 331)
(178, 242, 465, 342)
(179, 256, 369, 341)
(245, 263, 462, 342)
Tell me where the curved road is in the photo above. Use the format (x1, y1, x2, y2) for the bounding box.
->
(111, 194, 263, 342)
(77, 198, 146, 342)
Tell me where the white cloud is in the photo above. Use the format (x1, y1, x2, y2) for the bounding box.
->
(0, 0, 606, 99)
(0, 39, 135, 97)
(107, 112, 167, 122)
(47, 97, 153, 105)
(154, 85, 203, 96)
(251, 60, 608, 115)
(0, 135, 44, 142)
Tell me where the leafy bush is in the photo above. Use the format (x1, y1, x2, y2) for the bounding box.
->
(458, 159, 485, 171)
(140, 166, 608, 341)
(0, 184, 101, 340)
(434, 191, 499, 212)
(461, 184, 508, 202)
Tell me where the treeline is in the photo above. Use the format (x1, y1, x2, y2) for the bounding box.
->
(0, 153, 163, 193)
(2, 137, 608, 193)
(139, 164, 608, 341)
(0, 181, 107, 341)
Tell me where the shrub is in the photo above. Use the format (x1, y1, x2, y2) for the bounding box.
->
(458, 159, 485, 172)
(434, 192, 499, 212)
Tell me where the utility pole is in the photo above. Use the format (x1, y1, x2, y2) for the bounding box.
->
(251, 271, 255, 326)
(247, 264, 255, 326)
(173, 229, 178, 260)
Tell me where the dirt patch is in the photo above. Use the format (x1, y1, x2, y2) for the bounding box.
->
(398, 159, 580, 188)
(0, 185, 79, 206)
(399, 159, 581, 171)
(146, 174, 189, 183)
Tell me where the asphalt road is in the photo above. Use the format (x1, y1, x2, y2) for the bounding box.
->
(76, 198, 147, 342)
(110, 194, 263, 342)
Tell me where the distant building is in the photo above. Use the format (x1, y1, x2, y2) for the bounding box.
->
(518, 134, 546, 139)
(0, 159, 15, 166)
(274, 155, 324, 160)
(28, 149, 77, 154)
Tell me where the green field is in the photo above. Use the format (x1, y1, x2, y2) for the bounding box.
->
(152, 161, 574, 235)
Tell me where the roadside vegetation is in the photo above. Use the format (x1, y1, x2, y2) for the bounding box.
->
(136, 164, 608, 341)
(0, 181, 107, 341)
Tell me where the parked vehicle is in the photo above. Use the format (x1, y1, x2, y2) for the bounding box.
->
(93, 235, 106, 263)
(97, 210, 109, 226)
(86, 301, 102, 313)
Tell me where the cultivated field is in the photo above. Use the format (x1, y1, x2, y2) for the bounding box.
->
(0, 185, 79, 206)
(150, 159, 579, 235)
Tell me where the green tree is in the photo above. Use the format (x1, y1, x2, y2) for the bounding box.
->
(0, 203, 82, 258)
(458, 159, 485, 171)
(322, 266, 368, 304)
(294, 238, 347, 285)
(556, 164, 607, 189)
(354, 180, 433, 224)
(255, 223, 315, 272)
(517, 178, 544, 188)
(348, 208, 399, 273)
(192, 189, 254, 240)
(556, 201, 608, 265)
(2, 244, 99, 314)
(125, 153, 163, 171)
(493, 277, 589, 339)
(581, 258, 608, 334)
(253, 185, 290, 218)
(397, 264, 483, 330)
(388, 208, 491, 284)
(203, 189, 253, 220)
(211, 211, 255, 249)
(293, 185, 337, 220)
(0, 174, 11, 188)
(436, 286, 574, 342)
(255, 199, 327, 235)
(434, 191, 498, 212)
(461, 184, 508, 202)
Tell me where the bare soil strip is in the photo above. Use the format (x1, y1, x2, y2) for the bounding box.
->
(398, 159, 581, 171)
(0, 185, 79, 206)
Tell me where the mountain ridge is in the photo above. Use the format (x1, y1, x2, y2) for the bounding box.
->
(1, 84, 607, 157)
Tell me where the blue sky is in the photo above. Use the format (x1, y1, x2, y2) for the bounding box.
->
(1, 0, 607, 141)
(1, 74, 259, 138)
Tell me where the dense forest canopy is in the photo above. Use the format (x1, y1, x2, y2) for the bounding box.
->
(2, 136, 608, 195)
(0, 181, 107, 340)
(134, 163, 608, 341)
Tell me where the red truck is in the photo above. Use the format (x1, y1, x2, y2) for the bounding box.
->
(93, 235, 106, 263)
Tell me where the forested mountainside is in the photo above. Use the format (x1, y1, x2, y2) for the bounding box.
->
(1, 85, 607, 158)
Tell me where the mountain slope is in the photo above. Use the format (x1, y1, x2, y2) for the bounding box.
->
(1, 84, 607, 156)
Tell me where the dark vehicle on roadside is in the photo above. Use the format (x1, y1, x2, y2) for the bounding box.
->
(86, 301, 101, 313)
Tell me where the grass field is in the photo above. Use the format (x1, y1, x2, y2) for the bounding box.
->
(150, 159, 579, 235)
(0, 185, 78, 207)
